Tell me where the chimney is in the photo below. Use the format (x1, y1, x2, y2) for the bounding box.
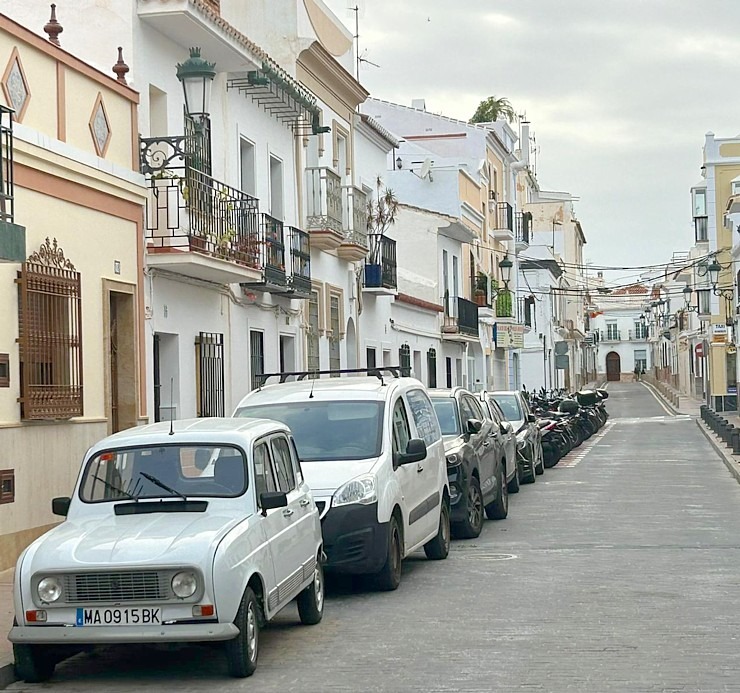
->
(411, 99, 426, 111)
(520, 121, 530, 166)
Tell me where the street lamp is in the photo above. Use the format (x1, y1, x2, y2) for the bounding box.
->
(707, 258, 721, 287)
(498, 255, 513, 288)
(176, 47, 216, 122)
(683, 285, 700, 313)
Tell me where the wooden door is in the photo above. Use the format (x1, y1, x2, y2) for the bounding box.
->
(606, 352, 621, 382)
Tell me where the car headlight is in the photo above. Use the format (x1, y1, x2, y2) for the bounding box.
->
(172, 571, 198, 599)
(37, 576, 62, 603)
(446, 453, 461, 467)
(333, 475, 376, 507)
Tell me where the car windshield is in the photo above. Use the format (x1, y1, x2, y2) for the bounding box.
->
(236, 401, 384, 461)
(492, 394, 522, 421)
(79, 445, 247, 502)
(430, 398, 460, 435)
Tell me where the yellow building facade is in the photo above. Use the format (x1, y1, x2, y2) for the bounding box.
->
(0, 13, 147, 568)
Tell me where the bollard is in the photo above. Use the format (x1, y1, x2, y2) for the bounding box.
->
(726, 424, 735, 446)
(733, 429, 740, 455)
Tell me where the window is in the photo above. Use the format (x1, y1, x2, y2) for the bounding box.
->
(366, 347, 377, 370)
(0, 469, 14, 504)
(196, 332, 224, 417)
(431, 397, 460, 435)
(254, 442, 277, 503)
(270, 436, 296, 493)
(606, 322, 619, 340)
(269, 155, 284, 220)
(18, 239, 83, 420)
(250, 330, 264, 391)
(307, 291, 320, 373)
(693, 189, 706, 217)
(0, 106, 15, 223)
(399, 343, 411, 377)
(634, 350, 647, 372)
(391, 399, 411, 456)
(445, 357, 452, 388)
(406, 389, 441, 445)
(148, 85, 167, 137)
(240, 138, 256, 197)
(634, 321, 647, 340)
(427, 348, 437, 388)
(461, 395, 484, 423)
(492, 394, 522, 421)
(524, 296, 535, 328)
(698, 289, 711, 315)
(329, 294, 341, 372)
(0, 353, 8, 387)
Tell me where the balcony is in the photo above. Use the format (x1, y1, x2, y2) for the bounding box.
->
(241, 214, 287, 293)
(491, 202, 514, 241)
(287, 226, 311, 297)
(337, 185, 369, 261)
(442, 295, 479, 340)
(515, 211, 531, 251)
(142, 150, 265, 284)
(305, 167, 344, 251)
(0, 105, 25, 262)
(363, 235, 397, 295)
(600, 329, 621, 342)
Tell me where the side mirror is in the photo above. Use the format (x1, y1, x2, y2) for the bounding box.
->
(194, 448, 211, 471)
(527, 413, 536, 424)
(501, 421, 514, 434)
(499, 423, 507, 435)
(260, 491, 288, 514)
(466, 419, 483, 434)
(52, 497, 71, 517)
(397, 438, 427, 466)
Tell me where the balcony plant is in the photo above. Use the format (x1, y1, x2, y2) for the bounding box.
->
(475, 272, 488, 306)
(365, 177, 398, 287)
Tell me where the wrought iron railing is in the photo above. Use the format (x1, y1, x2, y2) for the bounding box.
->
(515, 211, 531, 245)
(259, 213, 286, 285)
(0, 105, 14, 224)
(305, 167, 342, 234)
(600, 329, 621, 342)
(442, 295, 479, 337)
(288, 226, 311, 295)
(342, 185, 368, 247)
(365, 235, 397, 289)
(496, 202, 514, 231)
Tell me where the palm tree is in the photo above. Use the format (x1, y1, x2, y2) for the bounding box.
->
(469, 96, 517, 124)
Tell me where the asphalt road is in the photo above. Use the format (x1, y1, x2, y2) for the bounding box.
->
(10, 382, 740, 692)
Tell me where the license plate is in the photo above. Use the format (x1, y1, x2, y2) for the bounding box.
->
(75, 607, 161, 626)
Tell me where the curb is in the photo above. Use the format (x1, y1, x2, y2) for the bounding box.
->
(0, 659, 15, 690)
(640, 380, 681, 416)
(695, 418, 740, 485)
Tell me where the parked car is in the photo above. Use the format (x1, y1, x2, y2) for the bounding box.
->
(486, 390, 543, 484)
(9, 418, 325, 682)
(476, 394, 518, 493)
(428, 387, 508, 539)
(233, 370, 450, 591)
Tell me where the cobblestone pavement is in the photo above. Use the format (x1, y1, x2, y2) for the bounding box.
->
(9, 382, 740, 692)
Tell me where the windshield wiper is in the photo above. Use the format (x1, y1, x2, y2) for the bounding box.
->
(139, 472, 187, 500)
(92, 474, 135, 500)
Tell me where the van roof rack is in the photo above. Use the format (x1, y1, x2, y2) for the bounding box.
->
(256, 366, 405, 387)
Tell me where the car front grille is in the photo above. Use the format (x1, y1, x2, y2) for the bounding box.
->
(62, 571, 171, 604)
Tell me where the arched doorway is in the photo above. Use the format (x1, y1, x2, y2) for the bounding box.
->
(606, 351, 621, 381)
(346, 317, 357, 369)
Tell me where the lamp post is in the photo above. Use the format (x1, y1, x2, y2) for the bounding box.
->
(176, 47, 216, 125)
(498, 254, 513, 288)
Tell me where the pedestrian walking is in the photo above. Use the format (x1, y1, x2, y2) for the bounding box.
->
(634, 365, 641, 381)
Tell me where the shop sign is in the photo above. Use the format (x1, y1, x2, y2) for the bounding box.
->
(495, 323, 524, 349)
(712, 324, 728, 344)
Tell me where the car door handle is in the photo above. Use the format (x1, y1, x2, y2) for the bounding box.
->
(282, 509, 294, 517)
(482, 441, 490, 447)
(299, 499, 311, 507)
(416, 464, 424, 473)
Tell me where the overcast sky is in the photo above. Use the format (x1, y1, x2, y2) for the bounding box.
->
(322, 0, 740, 273)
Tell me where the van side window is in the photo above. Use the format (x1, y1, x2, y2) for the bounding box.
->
(253, 442, 277, 503)
(288, 436, 303, 485)
(406, 389, 441, 445)
(392, 399, 411, 455)
(270, 436, 296, 493)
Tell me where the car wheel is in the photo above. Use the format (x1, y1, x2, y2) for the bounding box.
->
(521, 450, 536, 484)
(452, 476, 484, 539)
(485, 465, 509, 520)
(297, 560, 324, 625)
(424, 498, 450, 560)
(375, 515, 403, 591)
(507, 462, 521, 494)
(225, 587, 260, 678)
(14, 643, 56, 683)
(534, 442, 545, 475)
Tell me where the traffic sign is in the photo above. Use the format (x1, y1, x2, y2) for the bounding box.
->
(695, 343, 705, 358)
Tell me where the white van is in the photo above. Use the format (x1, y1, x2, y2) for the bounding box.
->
(233, 371, 450, 590)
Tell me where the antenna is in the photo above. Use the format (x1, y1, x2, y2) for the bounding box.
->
(308, 375, 316, 399)
(417, 157, 432, 181)
(168, 377, 174, 436)
(350, 4, 360, 79)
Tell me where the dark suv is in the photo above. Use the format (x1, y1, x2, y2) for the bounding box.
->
(429, 388, 508, 539)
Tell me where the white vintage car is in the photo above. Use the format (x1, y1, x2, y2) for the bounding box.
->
(9, 418, 325, 682)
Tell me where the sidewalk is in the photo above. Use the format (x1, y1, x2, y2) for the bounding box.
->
(640, 375, 703, 417)
(0, 568, 14, 689)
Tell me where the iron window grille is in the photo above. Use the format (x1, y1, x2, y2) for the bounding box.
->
(307, 292, 320, 374)
(399, 344, 411, 377)
(17, 238, 83, 420)
(0, 469, 13, 504)
(0, 105, 14, 223)
(249, 330, 264, 392)
(329, 295, 341, 373)
(196, 332, 224, 416)
(427, 348, 437, 388)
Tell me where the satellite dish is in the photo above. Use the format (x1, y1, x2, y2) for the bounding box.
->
(419, 157, 432, 180)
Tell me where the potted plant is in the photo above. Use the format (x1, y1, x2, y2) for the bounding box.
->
(475, 272, 488, 306)
(365, 177, 398, 287)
